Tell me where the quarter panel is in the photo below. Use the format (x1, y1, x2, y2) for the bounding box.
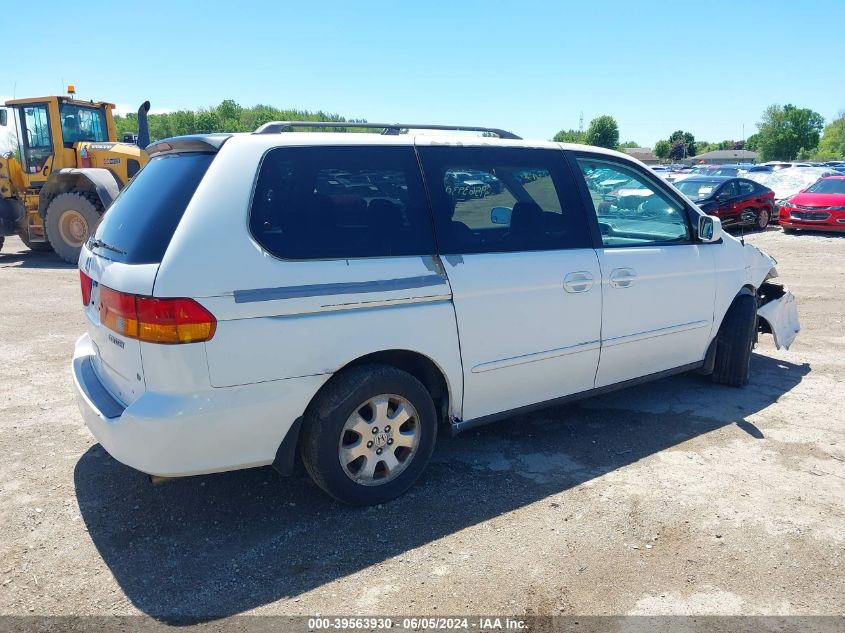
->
(204, 300, 464, 416)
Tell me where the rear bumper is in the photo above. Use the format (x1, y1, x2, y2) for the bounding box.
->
(72, 334, 329, 477)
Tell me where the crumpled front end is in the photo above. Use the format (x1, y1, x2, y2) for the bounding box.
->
(738, 243, 800, 350)
(757, 282, 800, 350)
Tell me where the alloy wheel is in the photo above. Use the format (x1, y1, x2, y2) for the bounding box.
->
(338, 394, 421, 486)
(756, 208, 769, 230)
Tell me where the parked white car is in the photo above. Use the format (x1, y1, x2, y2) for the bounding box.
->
(72, 123, 800, 505)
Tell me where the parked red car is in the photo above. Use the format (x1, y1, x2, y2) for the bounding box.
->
(675, 176, 775, 230)
(779, 176, 845, 234)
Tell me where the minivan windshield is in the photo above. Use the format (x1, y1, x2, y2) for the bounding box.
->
(92, 152, 214, 264)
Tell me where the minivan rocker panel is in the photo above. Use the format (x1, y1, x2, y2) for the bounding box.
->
(72, 129, 799, 503)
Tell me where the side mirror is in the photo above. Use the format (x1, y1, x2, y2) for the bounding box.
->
(0, 109, 7, 126)
(490, 206, 512, 225)
(698, 215, 722, 243)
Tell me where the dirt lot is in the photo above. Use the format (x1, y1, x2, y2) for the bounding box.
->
(0, 229, 843, 622)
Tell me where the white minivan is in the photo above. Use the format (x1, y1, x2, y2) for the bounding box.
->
(72, 123, 800, 505)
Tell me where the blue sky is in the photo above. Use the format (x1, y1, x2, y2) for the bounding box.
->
(3, 0, 843, 149)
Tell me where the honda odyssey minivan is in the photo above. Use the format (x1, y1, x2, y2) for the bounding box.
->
(72, 122, 800, 505)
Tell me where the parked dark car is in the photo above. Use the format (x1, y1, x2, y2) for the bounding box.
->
(703, 164, 758, 178)
(741, 165, 774, 174)
(675, 176, 775, 230)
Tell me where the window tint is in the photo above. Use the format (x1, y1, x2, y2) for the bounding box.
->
(675, 179, 720, 200)
(18, 104, 53, 172)
(718, 181, 738, 198)
(711, 167, 739, 177)
(418, 146, 590, 254)
(250, 146, 434, 259)
(93, 152, 214, 264)
(577, 157, 690, 246)
(59, 104, 108, 146)
(738, 180, 757, 196)
(806, 178, 845, 194)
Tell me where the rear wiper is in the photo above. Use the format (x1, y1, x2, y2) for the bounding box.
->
(88, 238, 126, 255)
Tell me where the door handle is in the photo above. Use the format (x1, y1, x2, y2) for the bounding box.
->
(609, 267, 637, 288)
(564, 271, 594, 293)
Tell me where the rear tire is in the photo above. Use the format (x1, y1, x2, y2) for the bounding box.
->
(711, 293, 757, 387)
(45, 192, 102, 264)
(300, 364, 438, 505)
(754, 207, 770, 231)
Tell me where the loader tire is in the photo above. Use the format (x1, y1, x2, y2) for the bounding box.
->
(45, 192, 102, 264)
(711, 293, 757, 387)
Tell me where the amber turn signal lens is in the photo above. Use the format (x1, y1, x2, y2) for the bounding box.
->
(98, 285, 216, 344)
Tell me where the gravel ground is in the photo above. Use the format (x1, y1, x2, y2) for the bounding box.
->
(0, 229, 843, 622)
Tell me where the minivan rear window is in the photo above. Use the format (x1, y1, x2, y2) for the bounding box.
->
(91, 152, 214, 264)
(249, 146, 435, 260)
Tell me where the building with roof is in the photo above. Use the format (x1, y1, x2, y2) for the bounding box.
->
(623, 147, 659, 164)
(683, 149, 759, 165)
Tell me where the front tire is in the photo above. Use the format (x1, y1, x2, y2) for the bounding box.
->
(44, 192, 102, 264)
(300, 365, 438, 505)
(711, 294, 757, 387)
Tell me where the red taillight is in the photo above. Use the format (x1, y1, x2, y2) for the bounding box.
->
(80, 271, 93, 306)
(99, 286, 216, 344)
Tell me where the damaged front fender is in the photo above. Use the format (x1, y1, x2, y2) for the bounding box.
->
(757, 282, 800, 350)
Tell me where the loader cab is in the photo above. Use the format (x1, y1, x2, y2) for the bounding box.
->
(3, 96, 117, 183)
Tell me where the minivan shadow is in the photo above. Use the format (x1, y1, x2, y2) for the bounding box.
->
(74, 353, 809, 623)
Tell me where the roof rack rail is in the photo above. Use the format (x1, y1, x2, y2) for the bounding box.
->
(253, 121, 522, 140)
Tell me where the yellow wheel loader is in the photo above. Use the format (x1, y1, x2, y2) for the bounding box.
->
(0, 89, 150, 263)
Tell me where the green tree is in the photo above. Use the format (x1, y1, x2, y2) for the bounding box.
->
(553, 128, 585, 143)
(745, 133, 760, 152)
(113, 100, 370, 142)
(693, 141, 711, 156)
(585, 115, 620, 149)
(815, 111, 845, 159)
(618, 141, 640, 149)
(654, 139, 671, 159)
(668, 130, 696, 158)
(755, 103, 824, 161)
(669, 139, 688, 161)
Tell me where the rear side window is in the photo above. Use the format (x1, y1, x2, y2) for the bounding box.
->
(738, 180, 757, 196)
(93, 152, 214, 264)
(249, 146, 434, 259)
